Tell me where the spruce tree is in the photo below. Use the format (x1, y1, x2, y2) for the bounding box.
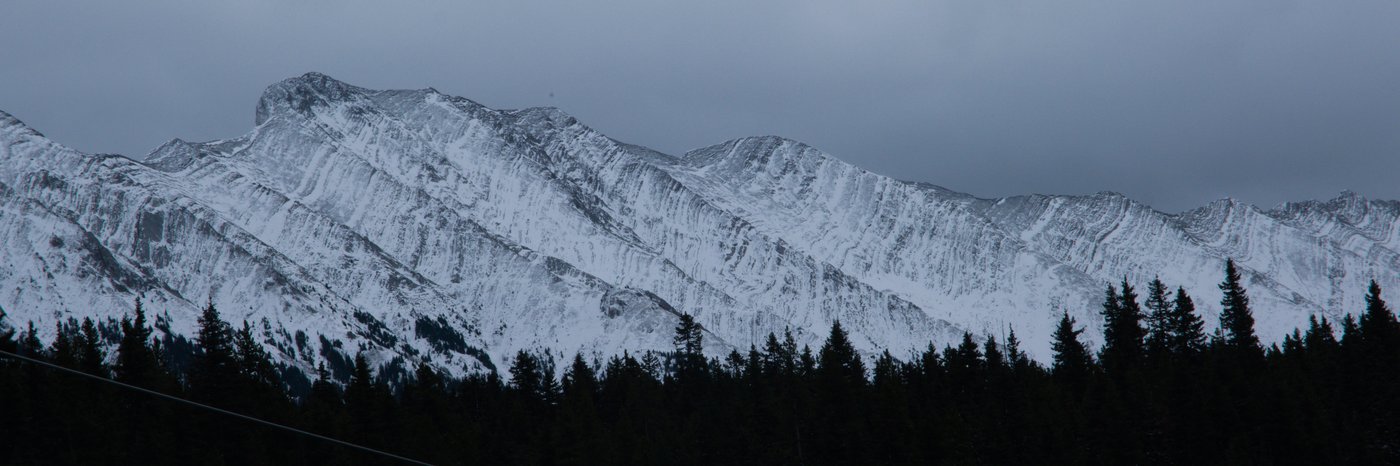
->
(673, 313, 703, 355)
(19, 321, 42, 357)
(559, 353, 603, 463)
(1303, 315, 1338, 353)
(562, 353, 598, 398)
(1168, 287, 1207, 356)
(191, 300, 238, 402)
(1359, 280, 1398, 354)
(1218, 259, 1262, 357)
(1004, 328, 1030, 372)
(815, 320, 868, 463)
(872, 350, 900, 387)
(76, 317, 108, 377)
(1144, 278, 1172, 358)
(945, 332, 983, 393)
(1341, 314, 1361, 348)
(509, 350, 549, 403)
(50, 319, 78, 368)
(234, 320, 280, 390)
(1051, 312, 1092, 384)
(344, 352, 389, 446)
(1100, 280, 1145, 373)
(672, 313, 705, 380)
(817, 320, 866, 388)
(115, 299, 160, 386)
(308, 362, 341, 406)
(984, 335, 1006, 373)
(761, 332, 790, 376)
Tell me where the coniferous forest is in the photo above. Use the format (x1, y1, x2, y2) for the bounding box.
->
(2, 259, 1399, 465)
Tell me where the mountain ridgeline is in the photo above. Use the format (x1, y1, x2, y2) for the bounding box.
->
(2, 72, 1399, 381)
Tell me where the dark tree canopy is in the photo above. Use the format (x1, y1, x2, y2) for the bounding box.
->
(3, 280, 1400, 464)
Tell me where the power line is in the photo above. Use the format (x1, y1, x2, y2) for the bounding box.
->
(0, 349, 433, 466)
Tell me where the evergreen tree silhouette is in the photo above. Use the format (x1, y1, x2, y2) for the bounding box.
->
(49, 319, 79, 369)
(190, 300, 238, 403)
(818, 320, 866, 388)
(115, 299, 160, 387)
(1100, 280, 1146, 373)
(76, 317, 107, 377)
(19, 321, 43, 357)
(234, 320, 280, 390)
(1359, 280, 1398, 359)
(1051, 311, 1092, 387)
(1218, 259, 1263, 358)
(672, 313, 705, 381)
(1168, 287, 1207, 356)
(1144, 277, 1172, 359)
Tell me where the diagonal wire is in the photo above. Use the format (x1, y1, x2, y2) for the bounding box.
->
(0, 348, 433, 466)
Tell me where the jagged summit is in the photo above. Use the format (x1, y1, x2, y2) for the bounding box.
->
(142, 138, 201, 172)
(0, 110, 46, 141)
(2, 74, 1398, 379)
(680, 135, 850, 180)
(254, 72, 371, 126)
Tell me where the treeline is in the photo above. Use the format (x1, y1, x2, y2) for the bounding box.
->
(1, 259, 1399, 464)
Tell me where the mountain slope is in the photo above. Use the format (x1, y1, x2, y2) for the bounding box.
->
(2, 73, 1396, 374)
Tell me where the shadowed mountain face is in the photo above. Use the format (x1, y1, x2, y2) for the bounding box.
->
(1, 73, 1395, 376)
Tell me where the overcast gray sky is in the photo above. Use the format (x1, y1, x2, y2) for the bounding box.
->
(3, 1, 1399, 212)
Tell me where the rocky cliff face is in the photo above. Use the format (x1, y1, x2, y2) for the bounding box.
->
(1, 73, 1395, 376)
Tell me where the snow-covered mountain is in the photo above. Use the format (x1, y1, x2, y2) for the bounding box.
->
(2, 73, 1396, 377)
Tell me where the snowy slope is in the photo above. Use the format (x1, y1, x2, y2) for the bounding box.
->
(2, 73, 1397, 375)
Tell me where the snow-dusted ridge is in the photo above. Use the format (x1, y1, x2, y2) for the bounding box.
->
(1, 73, 1396, 379)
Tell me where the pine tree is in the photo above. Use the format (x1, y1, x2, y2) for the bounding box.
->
(673, 313, 704, 355)
(50, 319, 78, 368)
(817, 320, 866, 388)
(191, 300, 238, 402)
(538, 353, 561, 406)
(1341, 314, 1361, 348)
(115, 299, 160, 387)
(761, 332, 790, 376)
(872, 350, 900, 387)
(815, 320, 868, 463)
(1218, 259, 1262, 358)
(984, 335, 1006, 373)
(672, 313, 706, 380)
(1051, 312, 1092, 384)
(234, 320, 280, 390)
(1168, 287, 1207, 356)
(1100, 280, 1146, 373)
(308, 362, 341, 406)
(562, 353, 598, 398)
(1359, 280, 1398, 355)
(19, 321, 42, 357)
(1303, 315, 1338, 353)
(344, 352, 390, 447)
(945, 332, 983, 394)
(76, 317, 108, 377)
(1005, 328, 1030, 372)
(510, 350, 558, 404)
(558, 353, 604, 463)
(1144, 278, 1173, 358)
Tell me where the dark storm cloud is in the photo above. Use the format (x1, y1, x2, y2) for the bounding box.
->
(3, 0, 1399, 211)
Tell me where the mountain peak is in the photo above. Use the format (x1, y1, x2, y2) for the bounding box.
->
(0, 110, 53, 151)
(254, 72, 365, 126)
(509, 106, 580, 129)
(143, 138, 202, 172)
(1335, 190, 1365, 202)
(683, 135, 808, 167)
